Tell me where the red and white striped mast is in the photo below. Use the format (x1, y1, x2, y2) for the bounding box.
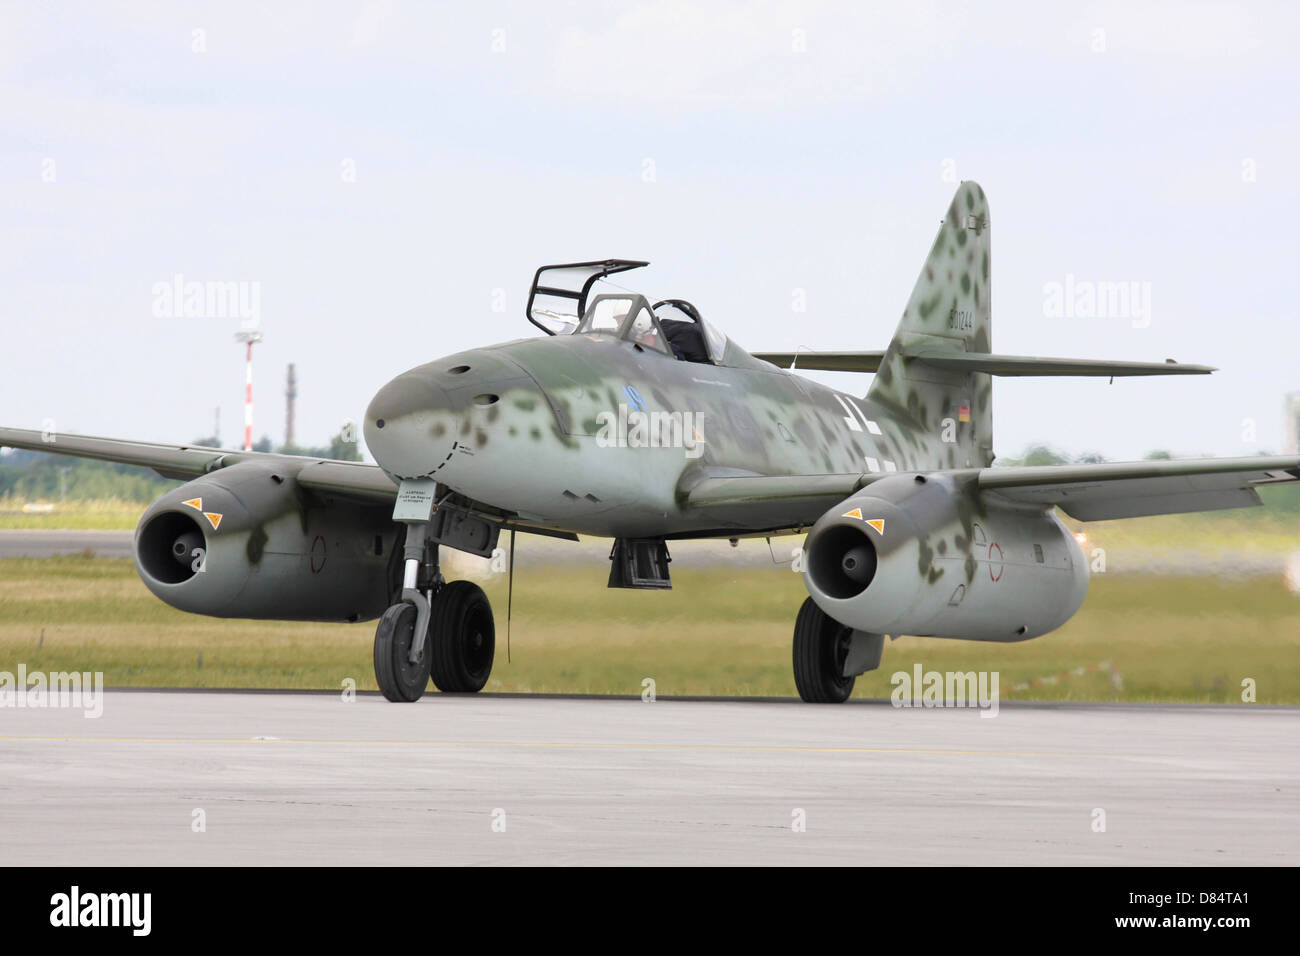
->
(234, 329, 263, 451)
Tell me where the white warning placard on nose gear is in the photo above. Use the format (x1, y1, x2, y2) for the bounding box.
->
(393, 478, 438, 522)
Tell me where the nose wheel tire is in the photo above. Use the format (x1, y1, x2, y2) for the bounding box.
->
(792, 597, 855, 703)
(429, 580, 496, 693)
(374, 602, 430, 702)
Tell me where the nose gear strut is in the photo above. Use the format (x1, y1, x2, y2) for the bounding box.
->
(373, 480, 497, 702)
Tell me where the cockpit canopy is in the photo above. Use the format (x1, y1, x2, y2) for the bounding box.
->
(526, 259, 727, 365)
(653, 298, 726, 364)
(526, 259, 647, 337)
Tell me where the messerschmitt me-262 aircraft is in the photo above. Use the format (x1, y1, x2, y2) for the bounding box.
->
(5, 181, 1298, 702)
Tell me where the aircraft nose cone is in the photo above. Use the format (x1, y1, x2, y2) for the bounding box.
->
(364, 370, 459, 479)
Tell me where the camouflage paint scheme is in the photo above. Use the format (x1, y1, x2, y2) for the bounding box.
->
(362, 182, 1089, 640)
(364, 185, 994, 537)
(803, 473, 1088, 643)
(794, 183, 1087, 641)
(132, 460, 401, 622)
(364, 332, 912, 538)
(4, 181, 1293, 657)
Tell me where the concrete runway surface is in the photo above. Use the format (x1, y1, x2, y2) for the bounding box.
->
(0, 690, 1295, 865)
(0, 529, 134, 559)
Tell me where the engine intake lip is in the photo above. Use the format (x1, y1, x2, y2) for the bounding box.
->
(138, 510, 206, 585)
(808, 523, 878, 599)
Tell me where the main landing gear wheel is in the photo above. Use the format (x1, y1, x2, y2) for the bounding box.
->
(373, 602, 429, 703)
(792, 597, 855, 703)
(428, 580, 495, 693)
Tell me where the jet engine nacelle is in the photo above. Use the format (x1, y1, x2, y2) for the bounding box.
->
(802, 474, 1088, 642)
(134, 461, 401, 622)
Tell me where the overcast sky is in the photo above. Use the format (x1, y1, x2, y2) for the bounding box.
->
(2, 1, 1298, 463)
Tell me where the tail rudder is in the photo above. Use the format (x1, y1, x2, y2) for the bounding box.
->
(868, 181, 993, 469)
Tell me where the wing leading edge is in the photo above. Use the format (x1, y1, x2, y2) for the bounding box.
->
(0, 426, 581, 540)
(979, 456, 1300, 520)
(0, 426, 397, 503)
(11, 428, 1297, 530)
(683, 457, 1300, 527)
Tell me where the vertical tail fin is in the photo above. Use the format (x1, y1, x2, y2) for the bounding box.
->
(867, 181, 993, 469)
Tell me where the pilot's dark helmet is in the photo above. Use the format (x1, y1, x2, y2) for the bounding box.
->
(652, 299, 711, 363)
(653, 299, 702, 324)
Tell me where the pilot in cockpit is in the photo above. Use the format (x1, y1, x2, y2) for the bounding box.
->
(653, 300, 711, 363)
(527, 261, 725, 365)
(630, 312, 665, 351)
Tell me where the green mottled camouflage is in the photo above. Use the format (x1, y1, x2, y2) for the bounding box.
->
(365, 183, 996, 542)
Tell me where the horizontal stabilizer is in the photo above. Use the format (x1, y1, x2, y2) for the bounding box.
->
(754, 350, 1214, 377)
(905, 352, 1215, 377)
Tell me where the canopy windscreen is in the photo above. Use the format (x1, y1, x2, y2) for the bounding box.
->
(526, 260, 648, 335)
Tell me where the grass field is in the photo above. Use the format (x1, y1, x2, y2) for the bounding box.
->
(0, 554, 1295, 703)
(0, 498, 143, 530)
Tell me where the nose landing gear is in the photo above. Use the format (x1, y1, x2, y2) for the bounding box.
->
(373, 602, 429, 702)
(372, 520, 498, 702)
(428, 580, 495, 693)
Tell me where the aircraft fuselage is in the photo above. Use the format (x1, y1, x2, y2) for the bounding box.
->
(363, 334, 956, 538)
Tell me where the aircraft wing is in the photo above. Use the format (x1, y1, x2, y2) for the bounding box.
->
(980, 456, 1300, 520)
(682, 456, 1300, 528)
(679, 469, 879, 532)
(752, 351, 886, 373)
(685, 472, 873, 508)
(0, 426, 397, 504)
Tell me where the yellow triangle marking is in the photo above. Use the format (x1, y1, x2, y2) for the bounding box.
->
(842, 507, 863, 521)
(203, 512, 223, 531)
(182, 497, 202, 511)
(865, 519, 885, 534)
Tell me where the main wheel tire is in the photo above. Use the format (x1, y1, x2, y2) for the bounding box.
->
(373, 602, 429, 702)
(792, 597, 855, 703)
(428, 580, 495, 693)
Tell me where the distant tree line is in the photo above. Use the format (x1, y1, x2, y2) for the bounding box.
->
(0, 449, 180, 503)
(992, 444, 1181, 467)
(191, 431, 361, 462)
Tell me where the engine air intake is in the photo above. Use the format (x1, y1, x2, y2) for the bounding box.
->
(807, 524, 877, 599)
(137, 511, 206, 584)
